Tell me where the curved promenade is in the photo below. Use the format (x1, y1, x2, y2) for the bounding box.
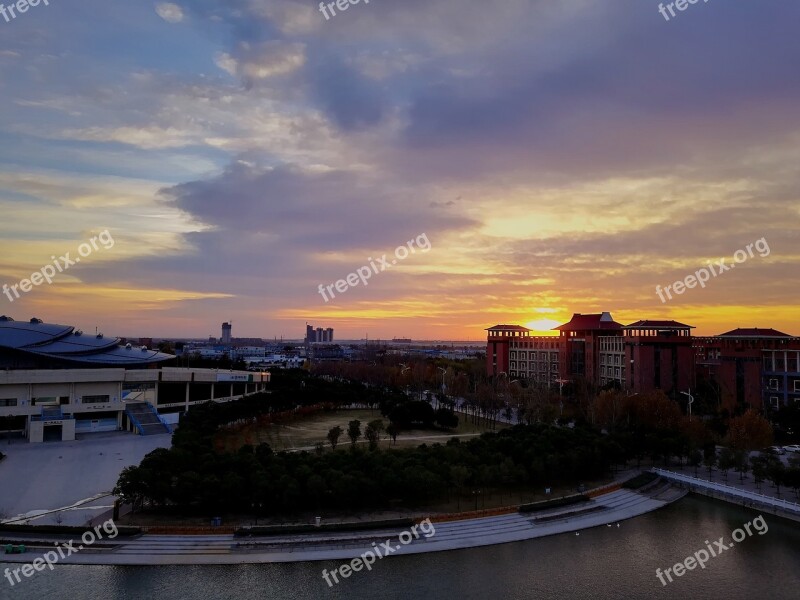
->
(652, 468, 800, 521)
(0, 482, 685, 565)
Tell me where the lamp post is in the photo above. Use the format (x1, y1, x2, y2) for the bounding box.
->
(400, 364, 411, 397)
(555, 378, 569, 417)
(472, 489, 482, 511)
(681, 388, 694, 420)
(437, 367, 446, 409)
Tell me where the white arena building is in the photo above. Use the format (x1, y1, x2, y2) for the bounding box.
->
(0, 316, 269, 443)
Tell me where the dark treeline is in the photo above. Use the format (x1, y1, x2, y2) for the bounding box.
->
(114, 370, 800, 517)
(114, 373, 694, 516)
(116, 419, 625, 515)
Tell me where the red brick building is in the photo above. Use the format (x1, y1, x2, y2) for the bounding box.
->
(487, 312, 696, 399)
(622, 320, 694, 397)
(486, 325, 531, 378)
(555, 312, 623, 384)
(487, 315, 799, 411)
(694, 328, 800, 412)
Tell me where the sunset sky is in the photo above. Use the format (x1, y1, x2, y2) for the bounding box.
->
(0, 0, 798, 340)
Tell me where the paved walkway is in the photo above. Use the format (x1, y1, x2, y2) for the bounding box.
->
(0, 483, 685, 565)
(0, 432, 171, 526)
(653, 468, 800, 516)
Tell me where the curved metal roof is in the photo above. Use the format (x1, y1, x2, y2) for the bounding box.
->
(0, 316, 174, 366)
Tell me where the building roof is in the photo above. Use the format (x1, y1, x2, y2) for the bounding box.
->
(0, 316, 174, 366)
(717, 327, 793, 338)
(624, 320, 694, 329)
(554, 312, 622, 332)
(486, 325, 532, 332)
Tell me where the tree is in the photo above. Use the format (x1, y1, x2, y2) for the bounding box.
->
(365, 420, 384, 450)
(326, 426, 343, 451)
(703, 448, 717, 480)
(751, 456, 768, 492)
(785, 468, 800, 499)
(347, 420, 362, 446)
(450, 465, 469, 511)
(435, 408, 459, 430)
(689, 449, 703, 477)
(767, 459, 786, 496)
(725, 409, 773, 451)
(732, 449, 749, 483)
(386, 422, 400, 445)
(717, 448, 735, 482)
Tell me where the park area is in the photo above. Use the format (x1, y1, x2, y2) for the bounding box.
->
(215, 408, 504, 453)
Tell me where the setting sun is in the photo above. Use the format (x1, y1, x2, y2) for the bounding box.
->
(524, 318, 562, 335)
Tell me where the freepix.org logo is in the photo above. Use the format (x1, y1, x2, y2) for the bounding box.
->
(4, 519, 119, 587)
(657, 0, 711, 23)
(317, 233, 431, 303)
(655, 237, 770, 304)
(1, 0, 52, 24)
(2, 230, 115, 304)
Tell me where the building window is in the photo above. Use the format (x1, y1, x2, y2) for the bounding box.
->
(770, 396, 780, 408)
(0, 398, 17, 407)
(794, 380, 800, 393)
(81, 395, 110, 404)
(769, 379, 779, 391)
(32, 397, 58, 406)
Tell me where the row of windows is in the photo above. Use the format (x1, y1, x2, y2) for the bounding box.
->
(510, 362, 559, 372)
(600, 366, 625, 379)
(0, 395, 113, 407)
(763, 352, 800, 373)
(509, 371, 559, 381)
(599, 338, 625, 351)
(510, 351, 559, 360)
(600, 354, 624, 366)
(510, 341, 559, 349)
(767, 379, 800, 392)
(770, 396, 800, 408)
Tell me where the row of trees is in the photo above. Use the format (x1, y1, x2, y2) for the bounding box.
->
(325, 419, 395, 451)
(115, 416, 634, 515)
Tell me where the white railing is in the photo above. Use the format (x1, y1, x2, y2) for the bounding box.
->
(652, 468, 800, 513)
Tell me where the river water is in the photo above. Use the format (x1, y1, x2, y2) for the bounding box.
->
(2, 496, 799, 600)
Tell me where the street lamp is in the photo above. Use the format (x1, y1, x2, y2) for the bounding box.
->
(400, 364, 411, 397)
(437, 367, 446, 408)
(555, 378, 569, 417)
(472, 489, 482, 511)
(681, 388, 694, 420)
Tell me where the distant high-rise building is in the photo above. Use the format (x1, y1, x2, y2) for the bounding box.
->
(221, 322, 232, 344)
(306, 324, 334, 343)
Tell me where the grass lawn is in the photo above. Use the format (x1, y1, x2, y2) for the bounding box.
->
(217, 408, 506, 453)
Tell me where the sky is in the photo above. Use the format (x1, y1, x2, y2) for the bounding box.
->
(0, 0, 798, 340)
